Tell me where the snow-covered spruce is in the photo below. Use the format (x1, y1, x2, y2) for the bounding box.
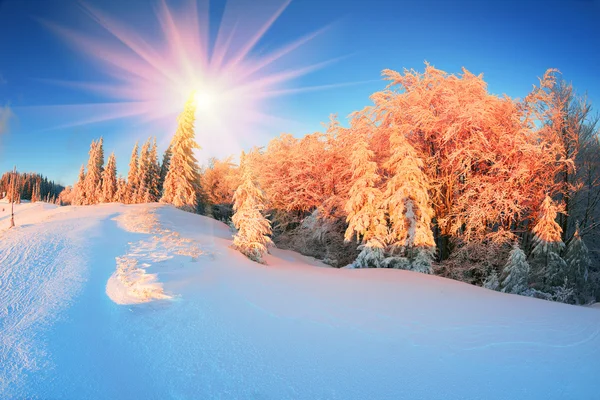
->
(231, 151, 273, 263)
(100, 152, 118, 203)
(529, 195, 567, 289)
(564, 222, 591, 291)
(500, 241, 531, 295)
(161, 92, 202, 211)
(344, 132, 388, 248)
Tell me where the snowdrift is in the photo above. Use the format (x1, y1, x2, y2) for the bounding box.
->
(1, 202, 599, 399)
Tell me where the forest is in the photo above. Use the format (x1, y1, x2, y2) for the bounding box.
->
(6, 64, 599, 305)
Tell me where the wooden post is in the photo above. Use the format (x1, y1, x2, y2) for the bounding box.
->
(9, 165, 16, 229)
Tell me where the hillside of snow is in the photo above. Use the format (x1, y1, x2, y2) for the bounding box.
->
(1, 201, 600, 399)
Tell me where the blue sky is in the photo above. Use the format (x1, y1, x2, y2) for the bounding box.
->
(0, 0, 599, 186)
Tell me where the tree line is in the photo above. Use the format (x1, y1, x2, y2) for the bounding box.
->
(14, 64, 597, 305)
(0, 171, 64, 203)
(202, 65, 600, 305)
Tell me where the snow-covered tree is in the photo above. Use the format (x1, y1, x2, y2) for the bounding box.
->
(83, 139, 104, 205)
(352, 241, 388, 269)
(135, 139, 151, 203)
(101, 152, 118, 203)
(501, 241, 531, 294)
(116, 176, 127, 204)
(564, 222, 591, 292)
(126, 142, 139, 204)
(161, 93, 202, 211)
(73, 165, 86, 205)
(483, 270, 500, 291)
(146, 138, 161, 202)
(382, 129, 436, 273)
(231, 152, 273, 263)
(159, 144, 172, 195)
(344, 135, 388, 267)
(529, 195, 567, 288)
(31, 180, 40, 203)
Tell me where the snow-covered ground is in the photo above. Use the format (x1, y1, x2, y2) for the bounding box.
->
(1, 201, 599, 399)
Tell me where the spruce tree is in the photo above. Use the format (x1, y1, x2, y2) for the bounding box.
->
(96, 136, 105, 176)
(501, 241, 531, 294)
(383, 130, 436, 273)
(159, 144, 172, 195)
(31, 181, 40, 203)
(116, 176, 127, 204)
(564, 222, 591, 293)
(529, 195, 567, 289)
(344, 138, 388, 267)
(146, 138, 161, 202)
(101, 152, 118, 203)
(83, 139, 103, 205)
(231, 151, 273, 263)
(126, 142, 140, 204)
(74, 165, 86, 205)
(161, 93, 202, 211)
(135, 139, 151, 203)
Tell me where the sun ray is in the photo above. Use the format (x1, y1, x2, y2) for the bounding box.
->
(223, 0, 292, 73)
(33, 0, 370, 163)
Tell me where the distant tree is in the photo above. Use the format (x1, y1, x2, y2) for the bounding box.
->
(159, 144, 172, 195)
(83, 139, 104, 205)
(501, 241, 531, 294)
(101, 152, 118, 203)
(126, 142, 140, 204)
(146, 138, 161, 202)
(116, 176, 128, 204)
(135, 139, 151, 203)
(564, 222, 592, 297)
(73, 165, 86, 205)
(161, 93, 202, 211)
(529, 195, 567, 289)
(231, 151, 273, 263)
(31, 180, 40, 203)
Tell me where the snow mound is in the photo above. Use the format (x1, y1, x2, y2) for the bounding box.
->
(106, 206, 204, 304)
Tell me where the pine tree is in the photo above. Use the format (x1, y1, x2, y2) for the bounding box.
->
(116, 176, 127, 203)
(96, 136, 105, 176)
(483, 271, 500, 291)
(74, 165, 86, 205)
(501, 241, 531, 294)
(31, 180, 40, 203)
(344, 137, 388, 267)
(101, 152, 118, 203)
(161, 93, 202, 211)
(126, 142, 140, 204)
(564, 222, 591, 293)
(146, 138, 161, 202)
(529, 195, 567, 289)
(382, 130, 436, 273)
(231, 151, 273, 263)
(83, 139, 103, 205)
(159, 144, 172, 195)
(353, 241, 388, 269)
(135, 139, 151, 203)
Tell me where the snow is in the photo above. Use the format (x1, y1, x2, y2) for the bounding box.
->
(1, 202, 600, 399)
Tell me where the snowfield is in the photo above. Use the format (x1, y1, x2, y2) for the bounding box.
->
(1, 201, 600, 399)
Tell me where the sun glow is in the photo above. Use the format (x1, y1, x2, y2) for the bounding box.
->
(32, 0, 368, 161)
(193, 90, 216, 113)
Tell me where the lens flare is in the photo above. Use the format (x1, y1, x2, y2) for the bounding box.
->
(28, 0, 370, 161)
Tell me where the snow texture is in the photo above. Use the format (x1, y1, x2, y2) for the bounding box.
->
(1, 201, 600, 399)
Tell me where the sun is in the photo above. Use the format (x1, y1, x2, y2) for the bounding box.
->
(193, 90, 216, 113)
(39, 0, 363, 161)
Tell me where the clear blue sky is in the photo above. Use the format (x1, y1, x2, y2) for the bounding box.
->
(0, 0, 599, 186)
